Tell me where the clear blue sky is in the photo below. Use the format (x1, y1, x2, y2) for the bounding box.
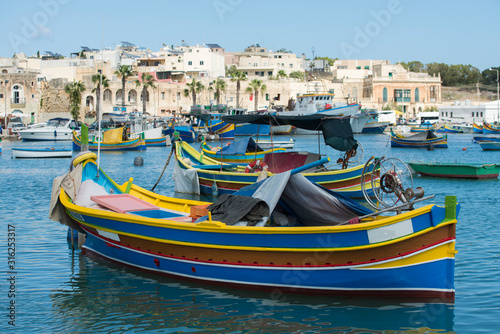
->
(1, 0, 498, 70)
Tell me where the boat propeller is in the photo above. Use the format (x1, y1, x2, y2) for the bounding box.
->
(361, 156, 425, 211)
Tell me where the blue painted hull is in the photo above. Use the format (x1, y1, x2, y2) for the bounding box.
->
(235, 123, 271, 136)
(83, 230, 455, 295)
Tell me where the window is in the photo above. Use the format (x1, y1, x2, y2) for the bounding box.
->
(415, 88, 419, 102)
(389, 72, 393, 77)
(451, 112, 453, 118)
(0, 94, 3, 98)
(254, 63, 258, 67)
(364, 66, 370, 69)
(471, 112, 474, 117)
(383, 87, 387, 102)
(161, 92, 165, 100)
(266, 93, 269, 101)
(200, 61, 204, 65)
(188, 61, 192, 65)
(356, 66, 361, 69)
(268, 71, 273, 76)
(289, 64, 293, 68)
(481, 112, 483, 117)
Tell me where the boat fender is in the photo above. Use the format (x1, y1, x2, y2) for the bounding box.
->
(245, 160, 268, 173)
(71, 151, 97, 169)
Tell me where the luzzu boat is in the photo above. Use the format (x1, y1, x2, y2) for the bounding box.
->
(437, 124, 464, 133)
(390, 130, 448, 148)
(175, 140, 378, 198)
(483, 122, 500, 134)
(200, 137, 286, 165)
(72, 129, 146, 151)
(50, 152, 459, 301)
(472, 122, 483, 133)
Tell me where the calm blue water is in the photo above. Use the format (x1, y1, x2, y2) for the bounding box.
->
(1, 133, 499, 333)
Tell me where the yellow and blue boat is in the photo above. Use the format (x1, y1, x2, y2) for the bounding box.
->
(72, 129, 146, 151)
(483, 122, 500, 134)
(50, 153, 459, 301)
(390, 130, 448, 148)
(473, 122, 483, 133)
(175, 140, 378, 198)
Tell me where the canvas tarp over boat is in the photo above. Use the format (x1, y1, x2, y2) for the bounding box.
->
(102, 127, 124, 144)
(205, 171, 373, 227)
(218, 137, 263, 155)
(222, 114, 357, 152)
(400, 130, 440, 141)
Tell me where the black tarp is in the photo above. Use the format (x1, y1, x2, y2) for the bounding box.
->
(222, 114, 358, 152)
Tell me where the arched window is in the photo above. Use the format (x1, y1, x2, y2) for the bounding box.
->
(86, 96, 94, 110)
(383, 87, 387, 102)
(11, 84, 24, 104)
(415, 88, 420, 102)
(128, 89, 137, 103)
(103, 89, 112, 102)
(140, 90, 150, 102)
(115, 89, 123, 103)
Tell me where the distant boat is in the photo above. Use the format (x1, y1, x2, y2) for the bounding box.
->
(18, 118, 79, 141)
(390, 130, 448, 148)
(254, 138, 295, 149)
(472, 122, 483, 133)
(473, 136, 500, 143)
(408, 161, 500, 179)
(11, 147, 72, 159)
(479, 141, 500, 151)
(483, 123, 500, 134)
(73, 129, 146, 151)
(437, 124, 463, 133)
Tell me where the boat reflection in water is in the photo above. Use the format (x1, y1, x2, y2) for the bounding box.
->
(50, 252, 455, 333)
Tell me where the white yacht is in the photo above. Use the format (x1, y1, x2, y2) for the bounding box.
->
(279, 93, 368, 134)
(18, 118, 79, 141)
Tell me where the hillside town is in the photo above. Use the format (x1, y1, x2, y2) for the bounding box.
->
(0, 41, 448, 128)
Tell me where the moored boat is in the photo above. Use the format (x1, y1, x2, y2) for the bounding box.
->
(50, 153, 459, 301)
(473, 122, 483, 133)
(479, 141, 500, 151)
(11, 147, 72, 159)
(483, 122, 500, 134)
(390, 130, 448, 148)
(408, 161, 500, 179)
(473, 136, 500, 143)
(254, 138, 295, 149)
(72, 129, 146, 151)
(18, 118, 80, 141)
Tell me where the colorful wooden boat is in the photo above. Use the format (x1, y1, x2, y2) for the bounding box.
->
(479, 141, 500, 150)
(11, 147, 72, 158)
(473, 136, 500, 143)
(163, 125, 198, 143)
(72, 130, 146, 151)
(235, 123, 270, 136)
(473, 122, 483, 133)
(129, 127, 170, 147)
(50, 153, 459, 301)
(437, 124, 464, 133)
(483, 122, 500, 134)
(193, 113, 235, 139)
(200, 137, 287, 165)
(410, 123, 435, 132)
(175, 141, 378, 198)
(390, 130, 448, 148)
(408, 161, 500, 179)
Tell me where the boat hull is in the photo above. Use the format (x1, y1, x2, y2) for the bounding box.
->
(235, 123, 270, 136)
(72, 132, 146, 151)
(11, 148, 72, 158)
(20, 129, 73, 141)
(408, 162, 500, 179)
(479, 141, 500, 150)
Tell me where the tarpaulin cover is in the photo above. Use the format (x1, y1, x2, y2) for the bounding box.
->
(207, 171, 373, 226)
(223, 114, 357, 152)
(102, 127, 124, 144)
(219, 137, 263, 155)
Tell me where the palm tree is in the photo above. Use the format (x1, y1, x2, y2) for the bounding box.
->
(183, 78, 205, 107)
(245, 79, 267, 112)
(65, 81, 86, 121)
(91, 73, 109, 122)
(230, 70, 247, 108)
(211, 78, 227, 105)
(277, 70, 287, 79)
(134, 73, 156, 113)
(114, 65, 133, 107)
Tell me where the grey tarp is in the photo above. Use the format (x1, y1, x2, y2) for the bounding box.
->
(173, 158, 200, 195)
(207, 171, 373, 226)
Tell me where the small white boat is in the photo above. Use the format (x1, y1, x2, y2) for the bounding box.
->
(255, 138, 295, 149)
(11, 147, 73, 159)
(18, 118, 79, 141)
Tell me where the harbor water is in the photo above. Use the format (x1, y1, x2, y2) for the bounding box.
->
(1, 133, 499, 333)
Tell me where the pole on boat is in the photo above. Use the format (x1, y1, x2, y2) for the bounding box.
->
(96, 15, 104, 178)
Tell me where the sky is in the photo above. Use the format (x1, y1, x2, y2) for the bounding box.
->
(1, 0, 499, 70)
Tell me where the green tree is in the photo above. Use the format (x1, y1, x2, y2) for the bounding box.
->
(65, 81, 86, 121)
(114, 65, 133, 107)
(134, 73, 156, 113)
(481, 67, 500, 85)
(210, 78, 227, 105)
(289, 71, 305, 80)
(91, 73, 110, 122)
(401, 61, 424, 72)
(245, 79, 267, 111)
(277, 70, 287, 79)
(183, 78, 205, 107)
(230, 70, 247, 108)
(315, 56, 337, 66)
